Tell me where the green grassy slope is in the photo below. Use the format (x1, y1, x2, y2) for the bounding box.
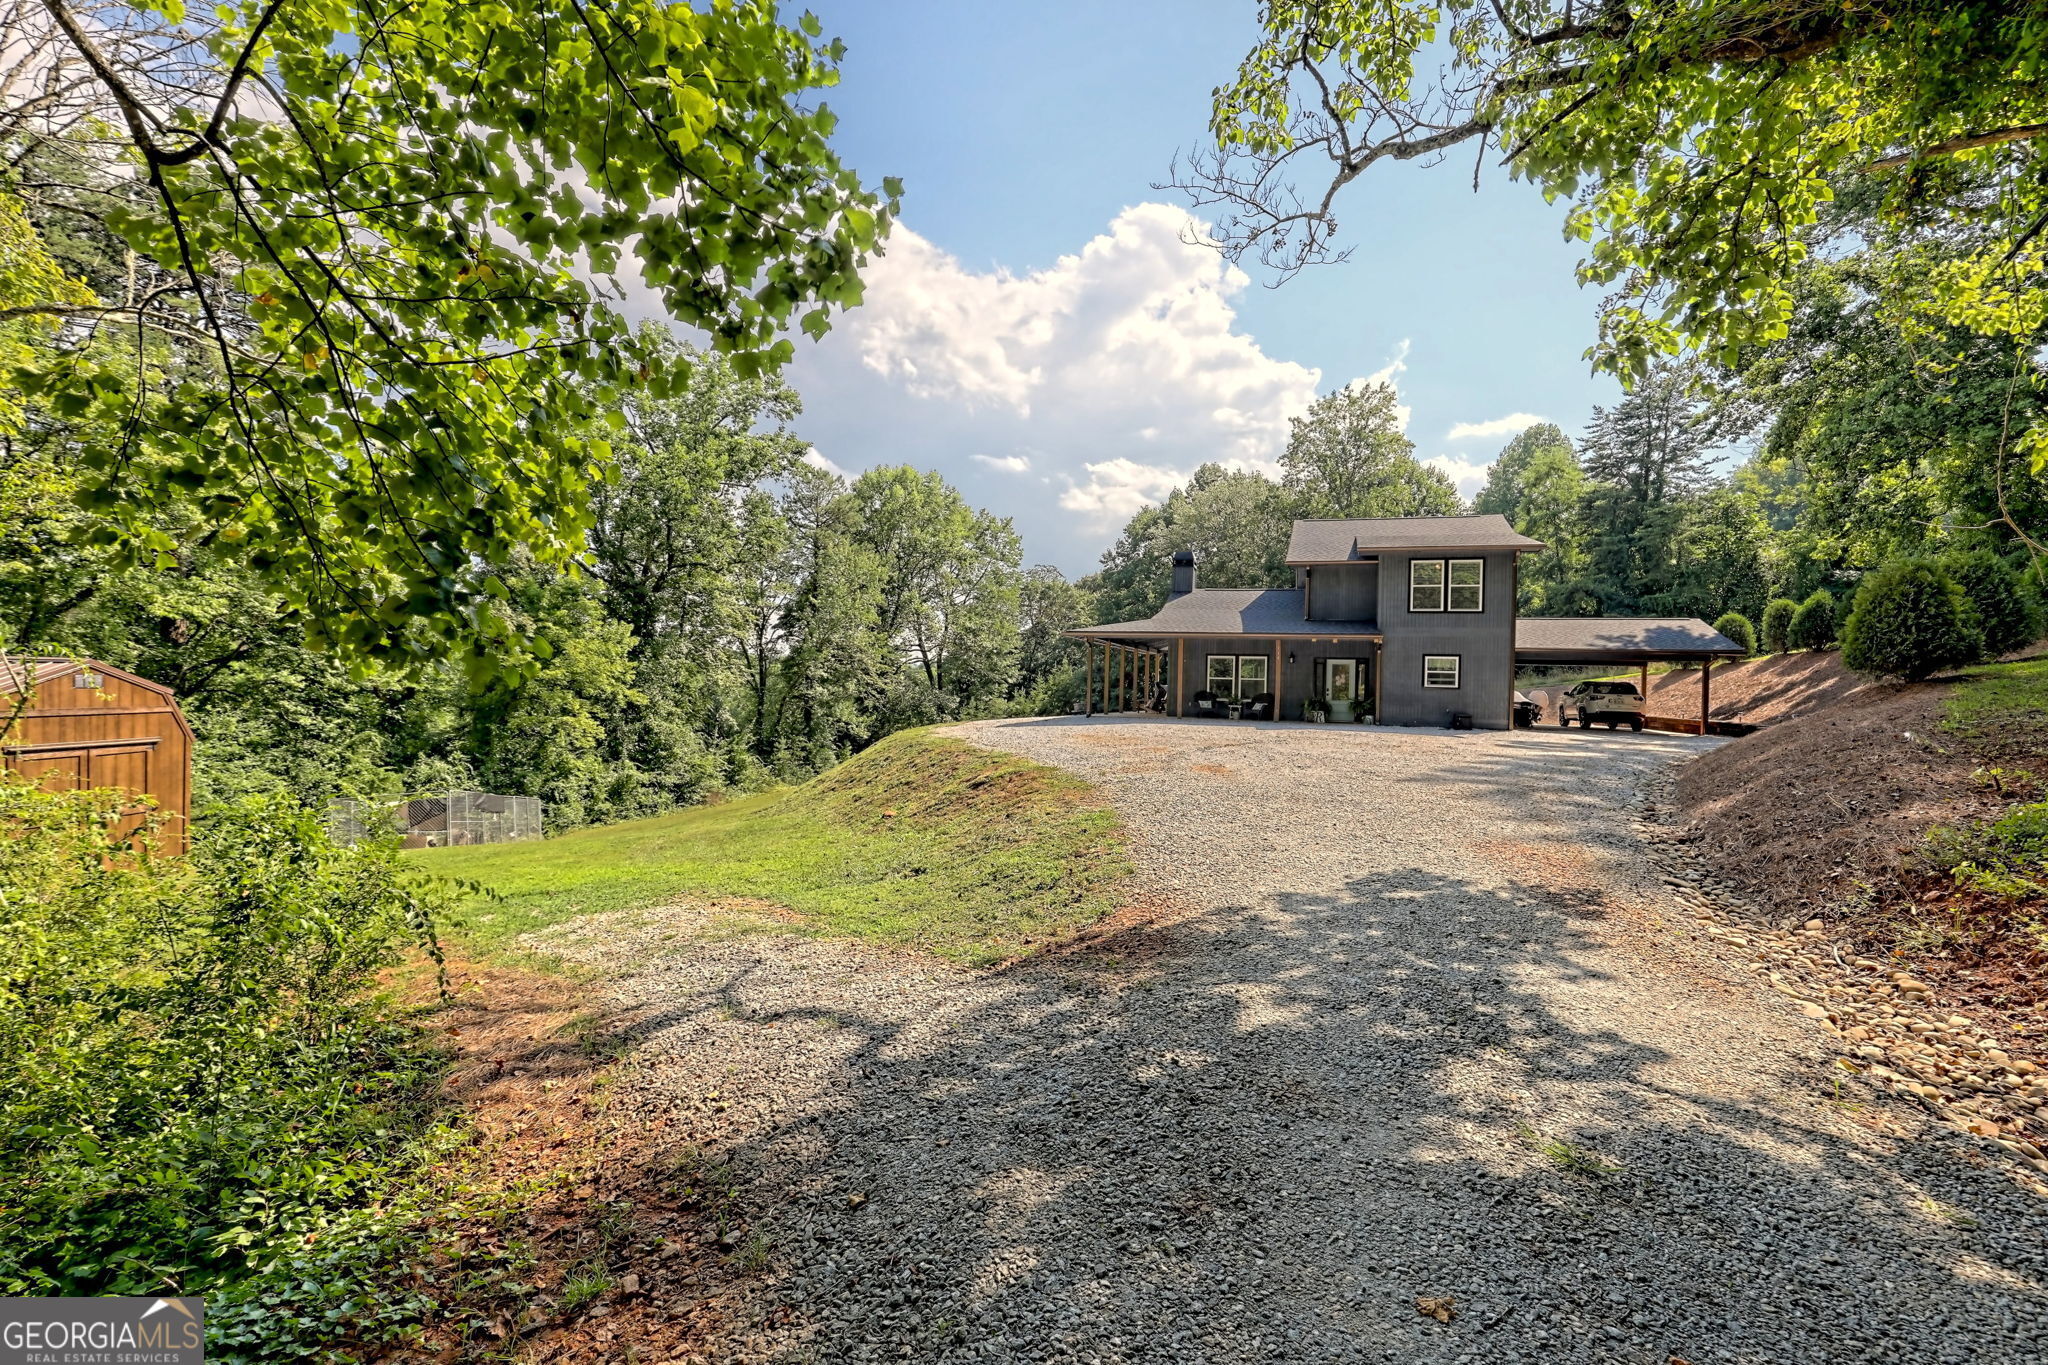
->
(1945, 655, 2048, 745)
(414, 731, 1131, 965)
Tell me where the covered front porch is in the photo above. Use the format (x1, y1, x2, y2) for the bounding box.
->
(1073, 632, 1385, 724)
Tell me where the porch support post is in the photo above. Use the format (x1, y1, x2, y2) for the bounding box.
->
(1101, 642, 1111, 714)
(1639, 661, 1650, 712)
(1373, 641, 1383, 724)
(1175, 639, 1185, 717)
(1699, 658, 1712, 735)
(1273, 639, 1283, 720)
(1084, 640, 1093, 716)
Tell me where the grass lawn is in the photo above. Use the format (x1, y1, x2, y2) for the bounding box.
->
(1944, 654, 2048, 747)
(413, 730, 1131, 966)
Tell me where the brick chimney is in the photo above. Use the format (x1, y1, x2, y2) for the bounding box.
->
(1171, 550, 1197, 596)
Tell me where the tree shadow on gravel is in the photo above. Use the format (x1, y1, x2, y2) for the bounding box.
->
(600, 868, 2048, 1365)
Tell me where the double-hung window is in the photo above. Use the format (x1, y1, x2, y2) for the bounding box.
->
(1410, 557, 1485, 612)
(1204, 653, 1270, 701)
(1423, 655, 1461, 689)
(1408, 559, 1444, 612)
(1447, 559, 1483, 612)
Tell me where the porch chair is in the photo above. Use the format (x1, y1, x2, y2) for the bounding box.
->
(1241, 692, 1275, 721)
(1191, 690, 1223, 718)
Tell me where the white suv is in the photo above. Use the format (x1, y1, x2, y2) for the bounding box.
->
(1560, 680, 1645, 731)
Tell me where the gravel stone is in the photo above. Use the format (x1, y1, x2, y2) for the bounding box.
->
(537, 715, 2048, 1364)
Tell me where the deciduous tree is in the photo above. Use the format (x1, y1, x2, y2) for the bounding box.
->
(1182, 1, 2048, 393)
(1472, 423, 1586, 611)
(1281, 381, 1458, 517)
(3, 0, 896, 671)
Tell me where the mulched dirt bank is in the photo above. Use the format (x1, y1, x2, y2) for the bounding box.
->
(1674, 673, 2048, 1030)
(1674, 681, 1988, 921)
(1638, 770, 2048, 1195)
(1642, 650, 1868, 725)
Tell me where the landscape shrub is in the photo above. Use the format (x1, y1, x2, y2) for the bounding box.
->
(1789, 589, 1837, 650)
(1943, 548, 2042, 658)
(0, 780, 454, 1345)
(1711, 611, 1757, 656)
(1926, 802, 2048, 907)
(1760, 597, 1798, 653)
(1840, 558, 1985, 681)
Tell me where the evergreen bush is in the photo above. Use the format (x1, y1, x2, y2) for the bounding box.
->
(1711, 611, 1757, 657)
(1840, 558, 1985, 681)
(1943, 548, 2042, 658)
(1789, 590, 1837, 650)
(1760, 597, 1798, 653)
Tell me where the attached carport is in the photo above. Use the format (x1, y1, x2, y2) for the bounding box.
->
(1514, 618, 1747, 734)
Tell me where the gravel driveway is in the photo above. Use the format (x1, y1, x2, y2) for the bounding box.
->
(539, 716, 2048, 1364)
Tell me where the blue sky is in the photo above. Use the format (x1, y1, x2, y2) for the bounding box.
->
(780, 1, 1625, 576)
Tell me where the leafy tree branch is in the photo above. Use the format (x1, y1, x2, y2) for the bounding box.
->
(3, 0, 899, 674)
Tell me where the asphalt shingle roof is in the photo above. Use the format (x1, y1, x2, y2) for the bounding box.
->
(1286, 514, 1543, 562)
(1514, 617, 1745, 658)
(1073, 589, 1380, 639)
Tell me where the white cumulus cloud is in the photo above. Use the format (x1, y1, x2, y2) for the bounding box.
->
(1058, 457, 1187, 520)
(1426, 453, 1492, 500)
(782, 203, 1325, 568)
(802, 447, 852, 479)
(1446, 412, 1546, 442)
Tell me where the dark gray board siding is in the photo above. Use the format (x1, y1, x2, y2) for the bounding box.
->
(1375, 550, 1516, 729)
(1307, 563, 1378, 623)
(1174, 637, 1379, 722)
(1178, 637, 1287, 714)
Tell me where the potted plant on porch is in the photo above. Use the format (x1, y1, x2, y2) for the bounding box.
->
(1302, 697, 1331, 723)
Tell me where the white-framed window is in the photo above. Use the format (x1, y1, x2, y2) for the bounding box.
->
(1237, 654, 1269, 697)
(1203, 653, 1271, 701)
(1409, 558, 1444, 612)
(1447, 558, 1484, 612)
(1423, 654, 1461, 689)
(1206, 654, 1236, 697)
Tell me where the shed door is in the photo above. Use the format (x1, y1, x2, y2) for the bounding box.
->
(15, 748, 86, 791)
(89, 747, 155, 842)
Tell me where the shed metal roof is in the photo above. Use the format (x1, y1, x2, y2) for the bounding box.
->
(1514, 617, 1745, 660)
(1069, 589, 1380, 640)
(1286, 514, 1543, 563)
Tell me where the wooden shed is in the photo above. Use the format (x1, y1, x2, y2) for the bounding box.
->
(0, 657, 194, 852)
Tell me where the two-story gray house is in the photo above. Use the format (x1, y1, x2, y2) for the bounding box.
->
(1066, 513, 1744, 731)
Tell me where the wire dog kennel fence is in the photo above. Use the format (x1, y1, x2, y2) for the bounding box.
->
(328, 790, 543, 847)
